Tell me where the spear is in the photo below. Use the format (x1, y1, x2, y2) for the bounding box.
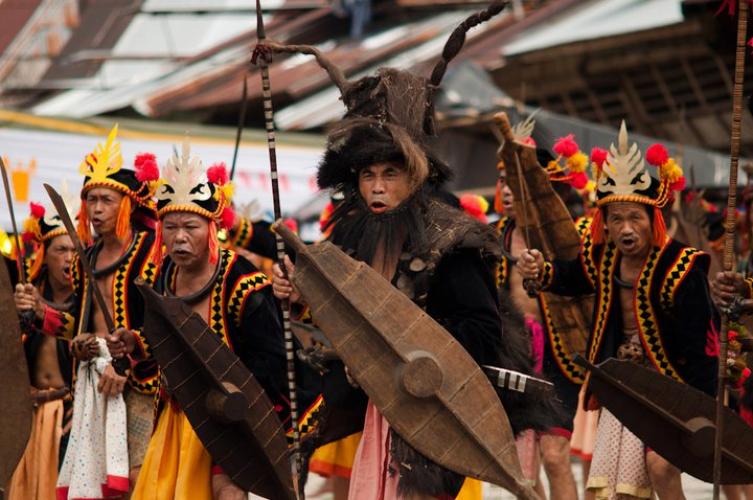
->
(714, 0, 748, 497)
(251, 2, 303, 497)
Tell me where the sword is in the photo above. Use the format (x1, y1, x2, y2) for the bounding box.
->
(44, 183, 130, 375)
(0, 157, 26, 283)
(482, 365, 555, 398)
(1, 156, 37, 327)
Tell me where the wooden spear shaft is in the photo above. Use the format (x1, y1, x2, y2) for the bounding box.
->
(713, 0, 748, 496)
(253, 1, 303, 497)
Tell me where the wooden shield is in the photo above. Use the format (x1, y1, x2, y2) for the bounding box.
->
(0, 260, 32, 496)
(579, 356, 753, 483)
(137, 283, 295, 500)
(496, 112, 592, 380)
(274, 224, 537, 499)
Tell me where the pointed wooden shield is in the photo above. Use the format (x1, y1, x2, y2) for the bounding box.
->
(136, 283, 295, 500)
(274, 223, 537, 499)
(0, 260, 32, 497)
(495, 111, 593, 383)
(577, 356, 753, 483)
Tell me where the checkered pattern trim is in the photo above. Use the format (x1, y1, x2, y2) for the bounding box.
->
(540, 261, 555, 290)
(133, 327, 152, 358)
(229, 271, 271, 327)
(574, 216, 592, 239)
(229, 217, 254, 249)
(60, 311, 76, 339)
(286, 394, 324, 443)
(587, 244, 618, 364)
(539, 297, 585, 384)
(129, 370, 160, 394)
(209, 249, 234, 348)
(112, 232, 146, 329)
(635, 245, 684, 382)
(659, 248, 702, 312)
(579, 232, 598, 290)
(495, 217, 512, 288)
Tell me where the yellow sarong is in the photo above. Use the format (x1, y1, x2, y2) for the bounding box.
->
(456, 478, 482, 500)
(132, 402, 212, 500)
(8, 399, 64, 500)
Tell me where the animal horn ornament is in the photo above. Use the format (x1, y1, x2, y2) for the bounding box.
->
(251, 2, 303, 496)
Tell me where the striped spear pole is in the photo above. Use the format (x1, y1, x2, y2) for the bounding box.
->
(252, 2, 303, 498)
(713, 0, 748, 497)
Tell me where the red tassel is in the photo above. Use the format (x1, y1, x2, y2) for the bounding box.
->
(207, 163, 229, 186)
(134, 153, 159, 182)
(208, 221, 219, 265)
(30, 202, 45, 219)
(28, 244, 44, 283)
(590, 209, 604, 245)
(652, 206, 666, 246)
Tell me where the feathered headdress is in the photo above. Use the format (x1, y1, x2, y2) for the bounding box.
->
(79, 125, 158, 207)
(155, 137, 235, 227)
(590, 121, 685, 245)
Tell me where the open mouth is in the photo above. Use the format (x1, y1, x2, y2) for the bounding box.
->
(370, 201, 388, 214)
(62, 266, 71, 278)
(173, 249, 190, 258)
(620, 237, 636, 251)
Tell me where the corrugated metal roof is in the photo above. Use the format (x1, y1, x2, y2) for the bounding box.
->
(502, 0, 684, 55)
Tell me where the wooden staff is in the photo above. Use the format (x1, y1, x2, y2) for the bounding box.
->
(714, 0, 748, 496)
(251, 2, 303, 497)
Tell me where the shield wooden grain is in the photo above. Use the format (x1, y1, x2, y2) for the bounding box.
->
(579, 357, 753, 483)
(137, 283, 295, 500)
(275, 223, 537, 499)
(0, 261, 32, 498)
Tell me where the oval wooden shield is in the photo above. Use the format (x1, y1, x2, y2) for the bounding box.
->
(0, 261, 32, 494)
(137, 284, 295, 500)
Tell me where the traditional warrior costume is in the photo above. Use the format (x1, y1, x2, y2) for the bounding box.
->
(130, 141, 291, 499)
(538, 122, 718, 498)
(7, 197, 77, 500)
(494, 128, 594, 438)
(270, 5, 538, 495)
(40, 126, 162, 471)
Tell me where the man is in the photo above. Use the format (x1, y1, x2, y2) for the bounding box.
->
(273, 122, 505, 499)
(517, 122, 718, 499)
(107, 144, 290, 500)
(495, 134, 586, 499)
(9, 199, 76, 500)
(15, 125, 162, 489)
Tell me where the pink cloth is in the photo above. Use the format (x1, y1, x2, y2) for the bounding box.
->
(514, 430, 539, 484)
(348, 401, 400, 500)
(524, 315, 545, 374)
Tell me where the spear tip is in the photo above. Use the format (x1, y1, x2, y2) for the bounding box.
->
(256, 0, 266, 40)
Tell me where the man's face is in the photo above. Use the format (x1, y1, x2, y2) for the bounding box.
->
(358, 162, 412, 214)
(45, 234, 75, 286)
(605, 202, 653, 258)
(85, 187, 124, 236)
(162, 212, 210, 270)
(498, 172, 515, 217)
